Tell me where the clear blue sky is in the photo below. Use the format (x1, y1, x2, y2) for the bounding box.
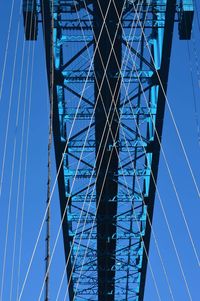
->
(0, 1, 199, 301)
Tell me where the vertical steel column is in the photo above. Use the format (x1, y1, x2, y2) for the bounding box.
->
(94, 1, 123, 299)
(138, 0, 176, 299)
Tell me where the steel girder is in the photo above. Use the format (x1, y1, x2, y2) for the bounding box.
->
(23, 0, 194, 300)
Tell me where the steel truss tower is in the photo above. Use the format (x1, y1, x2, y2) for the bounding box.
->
(23, 0, 194, 300)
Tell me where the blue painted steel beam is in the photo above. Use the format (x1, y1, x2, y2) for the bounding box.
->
(138, 1, 177, 299)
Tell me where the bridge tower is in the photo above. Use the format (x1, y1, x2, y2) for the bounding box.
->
(23, 0, 194, 300)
